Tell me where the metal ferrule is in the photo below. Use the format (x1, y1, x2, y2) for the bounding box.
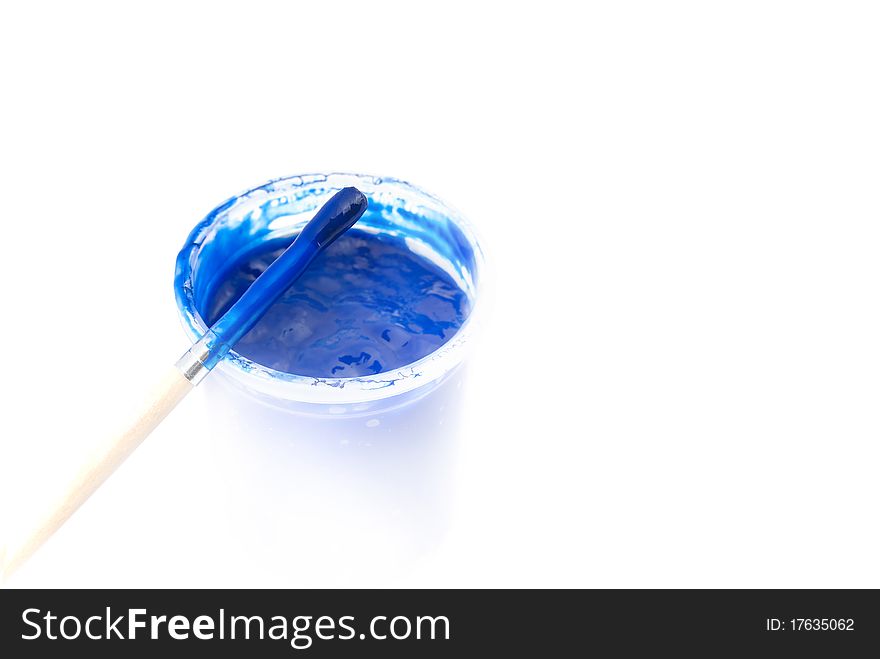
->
(174, 333, 216, 385)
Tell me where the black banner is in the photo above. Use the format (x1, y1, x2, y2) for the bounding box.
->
(1, 589, 877, 656)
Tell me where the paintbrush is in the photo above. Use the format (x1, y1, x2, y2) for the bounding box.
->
(1, 187, 368, 581)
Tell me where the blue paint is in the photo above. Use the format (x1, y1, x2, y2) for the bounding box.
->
(202, 227, 470, 378)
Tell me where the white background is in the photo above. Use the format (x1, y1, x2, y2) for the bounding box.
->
(2, 1, 879, 587)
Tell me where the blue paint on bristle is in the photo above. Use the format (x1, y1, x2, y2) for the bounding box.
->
(197, 187, 368, 370)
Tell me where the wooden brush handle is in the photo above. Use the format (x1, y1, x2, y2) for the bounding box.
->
(1, 366, 193, 582)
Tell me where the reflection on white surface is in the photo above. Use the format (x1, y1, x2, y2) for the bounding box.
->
(198, 367, 465, 587)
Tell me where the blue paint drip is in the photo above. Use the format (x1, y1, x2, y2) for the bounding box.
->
(202, 228, 470, 378)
